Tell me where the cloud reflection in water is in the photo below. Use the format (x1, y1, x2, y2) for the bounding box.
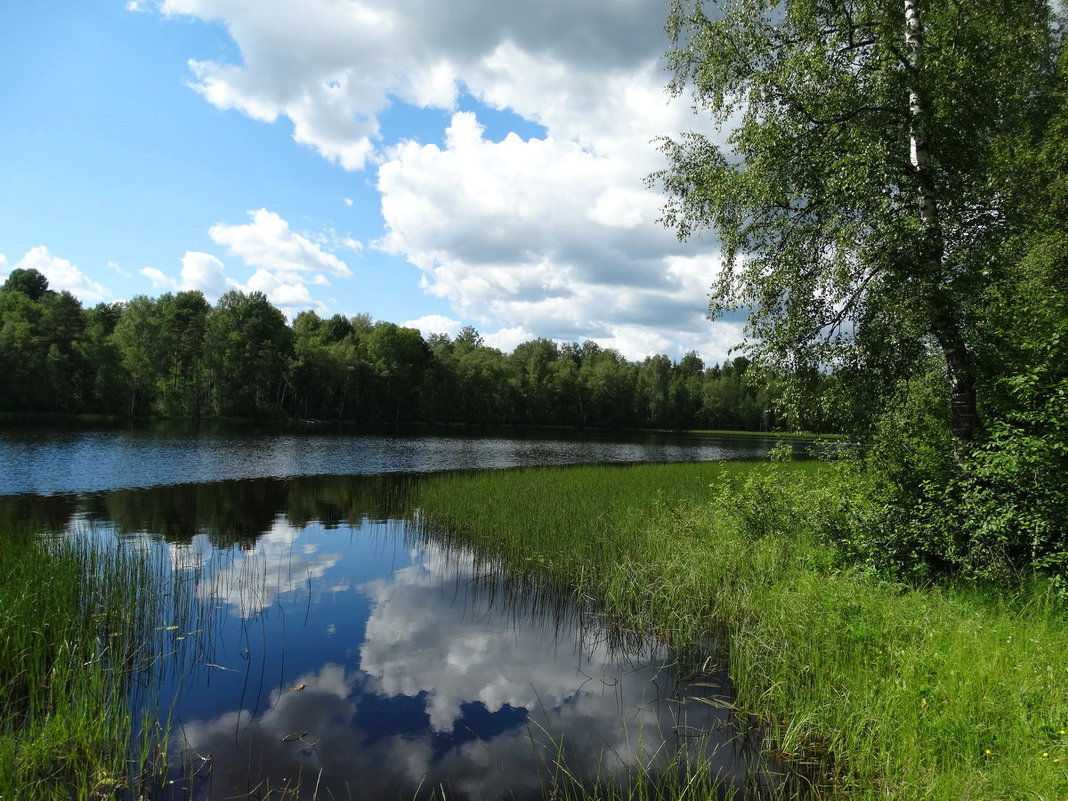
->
(171, 524, 752, 800)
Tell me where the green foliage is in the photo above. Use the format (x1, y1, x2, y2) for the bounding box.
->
(836, 37, 1068, 586)
(940, 44, 1068, 587)
(364, 321, 431, 421)
(0, 279, 830, 430)
(818, 367, 961, 581)
(656, 0, 1059, 443)
(155, 291, 210, 417)
(1, 267, 50, 301)
(816, 351, 1067, 589)
(112, 295, 165, 415)
(0, 527, 169, 798)
(0, 284, 111, 414)
(0, 291, 46, 410)
(204, 290, 294, 417)
(954, 303, 1068, 586)
(654, 0, 1068, 587)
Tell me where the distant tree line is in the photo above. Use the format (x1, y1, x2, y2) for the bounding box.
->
(0, 268, 838, 431)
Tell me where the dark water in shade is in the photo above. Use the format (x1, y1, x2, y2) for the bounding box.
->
(0, 425, 804, 799)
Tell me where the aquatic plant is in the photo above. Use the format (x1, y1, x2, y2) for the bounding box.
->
(416, 460, 1068, 799)
(0, 525, 172, 799)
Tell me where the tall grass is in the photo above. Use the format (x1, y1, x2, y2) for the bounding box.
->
(0, 525, 170, 799)
(416, 461, 1068, 799)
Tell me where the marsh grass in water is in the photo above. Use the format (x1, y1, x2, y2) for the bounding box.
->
(416, 461, 1068, 799)
(0, 525, 172, 799)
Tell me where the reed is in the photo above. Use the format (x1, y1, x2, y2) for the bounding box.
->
(0, 525, 170, 799)
(416, 460, 1068, 799)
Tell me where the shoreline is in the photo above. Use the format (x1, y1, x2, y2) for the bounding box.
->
(415, 460, 1068, 799)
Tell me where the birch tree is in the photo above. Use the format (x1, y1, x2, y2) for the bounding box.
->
(655, 0, 1060, 448)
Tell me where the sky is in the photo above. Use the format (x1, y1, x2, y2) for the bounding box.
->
(0, 0, 741, 363)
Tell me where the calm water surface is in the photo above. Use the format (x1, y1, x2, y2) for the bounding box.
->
(0, 425, 796, 798)
(0, 421, 800, 496)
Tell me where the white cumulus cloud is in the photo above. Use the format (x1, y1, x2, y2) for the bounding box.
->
(151, 0, 735, 361)
(140, 210, 352, 314)
(246, 267, 326, 314)
(377, 113, 723, 360)
(178, 251, 234, 298)
(209, 209, 352, 278)
(139, 266, 173, 289)
(9, 246, 111, 302)
(398, 314, 462, 340)
(155, 0, 675, 168)
(140, 251, 238, 302)
(482, 326, 531, 353)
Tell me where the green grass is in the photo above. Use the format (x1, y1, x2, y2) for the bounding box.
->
(415, 460, 1068, 799)
(0, 526, 170, 800)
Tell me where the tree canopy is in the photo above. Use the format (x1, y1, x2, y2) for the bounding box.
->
(655, 0, 1068, 584)
(0, 282, 829, 432)
(2, 268, 51, 301)
(656, 0, 1061, 446)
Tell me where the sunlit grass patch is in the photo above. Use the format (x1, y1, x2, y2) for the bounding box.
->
(416, 460, 1068, 799)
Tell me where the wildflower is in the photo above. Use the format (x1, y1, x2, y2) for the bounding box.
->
(984, 749, 992, 755)
(1042, 752, 1049, 758)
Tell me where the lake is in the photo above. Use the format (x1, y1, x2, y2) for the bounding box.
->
(0, 423, 800, 799)
(0, 420, 802, 496)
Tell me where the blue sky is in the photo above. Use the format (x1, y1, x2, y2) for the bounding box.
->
(1, 1, 737, 362)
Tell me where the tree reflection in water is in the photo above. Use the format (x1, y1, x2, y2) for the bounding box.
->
(2, 475, 780, 800)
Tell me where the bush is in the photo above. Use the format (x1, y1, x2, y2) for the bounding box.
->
(826, 344, 1068, 591)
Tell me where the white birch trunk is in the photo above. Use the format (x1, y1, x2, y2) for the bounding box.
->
(904, 0, 979, 448)
(904, 0, 939, 232)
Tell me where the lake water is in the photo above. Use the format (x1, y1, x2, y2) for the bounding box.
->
(0, 421, 799, 496)
(0, 424, 798, 799)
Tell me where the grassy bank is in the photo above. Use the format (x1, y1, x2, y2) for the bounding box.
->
(416, 460, 1068, 799)
(0, 526, 168, 799)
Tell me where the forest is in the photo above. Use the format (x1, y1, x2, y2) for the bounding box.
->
(0, 269, 833, 432)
